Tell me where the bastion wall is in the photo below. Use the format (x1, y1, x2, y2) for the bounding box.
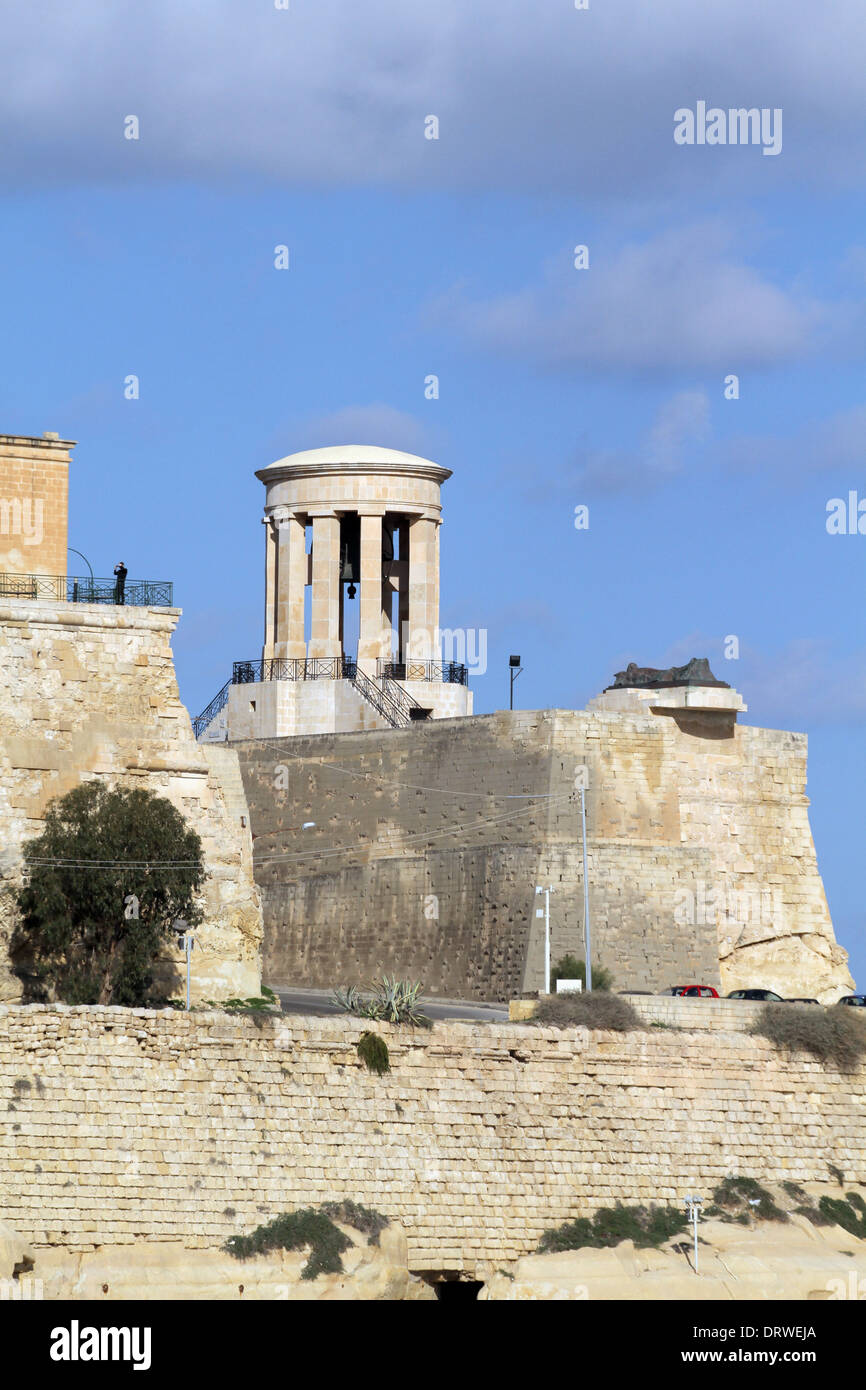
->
(235, 706, 852, 1002)
(0, 598, 262, 1002)
(0, 1006, 862, 1277)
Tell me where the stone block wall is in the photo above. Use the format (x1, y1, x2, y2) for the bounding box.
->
(0, 434, 73, 579)
(622, 994, 772, 1031)
(210, 675, 472, 742)
(0, 597, 262, 1001)
(235, 707, 851, 1002)
(0, 1005, 863, 1277)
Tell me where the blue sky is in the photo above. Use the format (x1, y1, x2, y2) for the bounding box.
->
(1, 0, 864, 983)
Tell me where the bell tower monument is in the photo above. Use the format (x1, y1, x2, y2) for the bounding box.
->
(202, 445, 473, 740)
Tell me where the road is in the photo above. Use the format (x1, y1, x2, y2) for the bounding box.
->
(271, 985, 508, 1023)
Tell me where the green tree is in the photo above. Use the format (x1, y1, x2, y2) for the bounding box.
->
(550, 953, 614, 992)
(12, 782, 205, 1006)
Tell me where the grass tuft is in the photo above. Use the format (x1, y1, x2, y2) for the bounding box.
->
(529, 991, 641, 1032)
(751, 1004, 866, 1070)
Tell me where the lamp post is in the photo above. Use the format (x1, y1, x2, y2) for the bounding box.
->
(509, 654, 522, 710)
(67, 548, 94, 602)
(684, 1194, 702, 1273)
(580, 785, 592, 992)
(173, 918, 195, 1011)
(535, 884, 552, 993)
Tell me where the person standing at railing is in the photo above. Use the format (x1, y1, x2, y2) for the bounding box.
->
(113, 560, 127, 605)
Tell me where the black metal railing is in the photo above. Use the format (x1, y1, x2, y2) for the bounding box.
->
(378, 658, 468, 686)
(0, 572, 174, 607)
(194, 652, 445, 740)
(232, 657, 358, 684)
(351, 667, 410, 729)
(192, 679, 231, 740)
(379, 674, 430, 722)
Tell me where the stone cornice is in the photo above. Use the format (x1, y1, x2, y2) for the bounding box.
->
(256, 460, 452, 487)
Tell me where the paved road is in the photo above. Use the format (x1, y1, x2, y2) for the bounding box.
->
(271, 985, 508, 1023)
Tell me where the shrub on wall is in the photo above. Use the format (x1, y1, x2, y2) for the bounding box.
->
(357, 1031, 390, 1075)
(12, 782, 205, 1007)
(818, 1193, 866, 1238)
(530, 991, 640, 1032)
(224, 1203, 391, 1279)
(751, 1003, 866, 1070)
(549, 955, 613, 992)
(538, 1203, 687, 1253)
(705, 1176, 788, 1223)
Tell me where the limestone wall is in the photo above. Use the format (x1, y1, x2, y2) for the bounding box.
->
(593, 995, 772, 1031)
(0, 434, 72, 579)
(235, 708, 851, 1002)
(207, 676, 473, 742)
(0, 597, 262, 1001)
(1, 1006, 863, 1277)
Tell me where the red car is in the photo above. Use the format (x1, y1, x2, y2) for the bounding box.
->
(672, 985, 719, 998)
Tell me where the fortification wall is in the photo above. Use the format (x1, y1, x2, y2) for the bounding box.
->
(0, 598, 262, 1001)
(236, 708, 851, 1002)
(1, 1005, 862, 1277)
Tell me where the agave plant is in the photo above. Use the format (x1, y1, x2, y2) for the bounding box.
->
(332, 977, 431, 1027)
(373, 976, 429, 1026)
(332, 984, 361, 1014)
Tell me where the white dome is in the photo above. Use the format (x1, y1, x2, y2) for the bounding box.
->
(261, 444, 440, 473)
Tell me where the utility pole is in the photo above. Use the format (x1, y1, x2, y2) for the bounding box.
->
(173, 918, 195, 1010)
(580, 785, 591, 992)
(535, 884, 552, 992)
(684, 1194, 702, 1273)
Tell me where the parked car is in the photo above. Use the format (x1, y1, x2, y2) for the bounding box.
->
(727, 988, 784, 1002)
(786, 997, 820, 1005)
(838, 994, 866, 1007)
(672, 985, 719, 998)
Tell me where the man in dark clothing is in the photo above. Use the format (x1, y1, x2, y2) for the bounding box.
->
(113, 561, 128, 605)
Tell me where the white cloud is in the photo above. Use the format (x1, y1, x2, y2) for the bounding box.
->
(438, 223, 821, 375)
(722, 404, 866, 478)
(568, 389, 710, 496)
(646, 391, 710, 476)
(1, 1, 866, 196)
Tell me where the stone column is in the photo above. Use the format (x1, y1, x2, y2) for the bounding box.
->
(398, 519, 410, 664)
(262, 514, 277, 661)
(431, 520, 441, 660)
(357, 511, 384, 674)
(381, 573, 394, 662)
(274, 511, 307, 661)
(407, 515, 437, 662)
(308, 512, 341, 660)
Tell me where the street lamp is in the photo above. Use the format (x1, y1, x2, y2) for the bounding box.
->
(579, 785, 591, 993)
(683, 1194, 702, 1273)
(67, 548, 94, 602)
(509, 655, 522, 710)
(172, 918, 195, 1011)
(535, 885, 552, 993)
